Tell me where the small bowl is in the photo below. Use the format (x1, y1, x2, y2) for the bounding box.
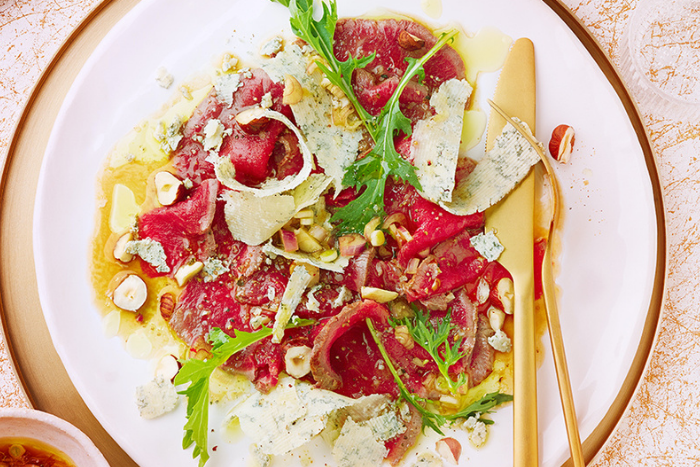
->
(0, 408, 109, 466)
(619, 0, 700, 121)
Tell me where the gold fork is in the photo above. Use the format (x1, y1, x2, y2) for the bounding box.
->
(488, 99, 586, 467)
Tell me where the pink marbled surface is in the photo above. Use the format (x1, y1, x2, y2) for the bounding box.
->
(1, 0, 700, 465)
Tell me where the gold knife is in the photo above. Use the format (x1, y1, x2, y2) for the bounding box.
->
(485, 38, 538, 467)
(488, 98, 586, 467)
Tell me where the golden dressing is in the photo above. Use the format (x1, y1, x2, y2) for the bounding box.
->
(0, 438, 76, 467)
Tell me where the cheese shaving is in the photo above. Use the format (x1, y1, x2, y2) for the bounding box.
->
(262, 242, 349, 273)
(228, 378, 361, 456)
(222, 190, 296, 246)
(262, 45, 361, 192)
(411, 78, 472, 203)
(211, 108, 314, 197)
(272, 265, 313, 343)
(440, 119, 541, 215)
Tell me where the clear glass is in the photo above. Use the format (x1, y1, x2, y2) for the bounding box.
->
(620, 0, 700, 121)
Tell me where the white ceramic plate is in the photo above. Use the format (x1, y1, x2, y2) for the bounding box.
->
(33, 0, 660, 466)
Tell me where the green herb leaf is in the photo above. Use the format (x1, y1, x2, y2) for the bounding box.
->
(366, 318, 512, 434)
(445, 391, 514, 422)
(397, 307, 467, 393)
(331, 32, 458, 234)
(271, 0, 458, 234)
(174, 319, 314, 467)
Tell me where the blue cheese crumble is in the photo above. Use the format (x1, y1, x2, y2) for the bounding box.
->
(202, 118, 226, 152)
(215, 73, 242, 107)
(470, 229, 505, 262)
(202, 257, 228, 283)
(153, 116, 183, 154)
(125, 238, 170, 273)
(135, 376, 179, 419)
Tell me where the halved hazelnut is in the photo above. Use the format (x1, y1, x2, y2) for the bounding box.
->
(154, 171, 186, 206)
(398, 30, 426, 51)
(113, 231, 134, 263)
(436, 437, 462, 465)
(284, 345, 312, 378)
(548, 124, 576, 163)
(155, 354, 181, 382)
(111, 274, 148, 312)
(283, 74, 303, 105)
(235, 107, 270, 133)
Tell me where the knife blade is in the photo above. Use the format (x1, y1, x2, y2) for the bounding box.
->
(484, 37, 538, 467)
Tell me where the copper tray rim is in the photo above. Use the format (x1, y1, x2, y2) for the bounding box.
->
(0, 0, 667, 466)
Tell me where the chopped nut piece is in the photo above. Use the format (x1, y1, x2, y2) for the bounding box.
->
(548, 124, 576, 163)
(283, 74, 303, 105)
(155, 171, 186, 206)
(159, 292, 176, 322)
(398, 30, 426, 51)
(174, 261, 203, 286)
(436, 437, 462, 465)
(284, 345, 312, 378)
(361, 286, 399, 303)
(113, 231, 134, 263)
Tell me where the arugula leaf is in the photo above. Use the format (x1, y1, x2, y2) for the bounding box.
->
(331, 34, 457, 234)
(445, 392, 514, 424)
(365, 318, 512, 434)
(270, 0, 458, 234)
(396, 307, 467, 394)
(174, 320, 314, 467)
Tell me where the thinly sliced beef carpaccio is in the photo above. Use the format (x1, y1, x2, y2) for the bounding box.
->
(334, 18, 466, 119)
(137, 178, 218, 276)
(173, 68, 301, 187)
(107, 13, 517, 466)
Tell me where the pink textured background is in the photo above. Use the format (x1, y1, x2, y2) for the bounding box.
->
(1, 0, 699, 465)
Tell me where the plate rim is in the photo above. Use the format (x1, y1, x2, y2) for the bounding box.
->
(0, 0, 667, 466)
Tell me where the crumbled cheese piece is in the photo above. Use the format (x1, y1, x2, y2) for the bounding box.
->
(441, 119, 541, 215)
(411, 78, 472, 203)
(332, 285, 353, 308)
(153, 116, 183, 153)
(272, 265, 313, 343)
(215, 73, 242, 107)
(182, 178, 194, 190)
(228, 378, 361, 456)
(202, 119, 226, 152)
(488, 329, 512, 353)
(179, 85, 193, 100)
(260, 36, 284, 57)
(125, 238, 170, 273)
(260, 92, 273, 109)
(135, 377, 179, 419)
(222, 53, 238, 73)
(222, 190, 296, 246)
(306, 285, 322, 312)
(470, 229, 505, 262)
(469, 419, 488, 447)
(202, 257, 228, 282)
(262, 44, 361, 192)
(155, 66, 174, 89)
(332, 418, 388, 467)
(413, 452, 443, 467)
